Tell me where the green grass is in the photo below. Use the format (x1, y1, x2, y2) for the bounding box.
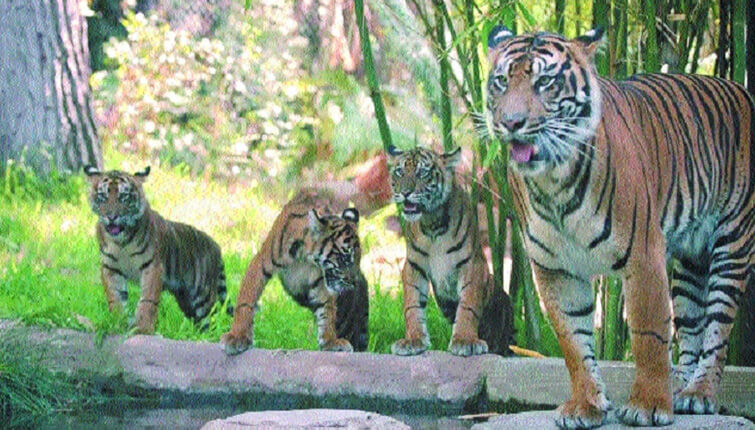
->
(0, 328, 126, 428)
(0, 153, 453, 353)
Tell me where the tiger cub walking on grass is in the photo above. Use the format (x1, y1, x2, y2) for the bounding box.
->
(387, 145, 513, 357)
(84, 166, 231, 334)
(221, 188, 369, 354)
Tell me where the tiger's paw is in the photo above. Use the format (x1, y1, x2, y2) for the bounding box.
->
(320, 338, 353, 352)
(391, 338, 430, 356)
(448, 337, 488, 356)
(673, 391, 717, 414)
(220, 332, 253, 356)
(554, 396, 611, 429)
(615, 402, 673, 426)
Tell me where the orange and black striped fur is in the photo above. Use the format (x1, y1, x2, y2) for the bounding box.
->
(84, 166, 230, 333)
(487, 26, 754, 428)
(221, 188, 368, 354)
(387, 146, 513, 357)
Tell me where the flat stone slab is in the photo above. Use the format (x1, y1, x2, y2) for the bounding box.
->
(1, 320, 753, 419)
(117, 335, 495, 414)
(473, 410, 755, 429)
(485, 357, 755, 418)
(201, 409, 410, 429)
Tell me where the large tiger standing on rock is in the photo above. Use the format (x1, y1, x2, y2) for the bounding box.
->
(486, 26, 754, 428)
(221, 188, 368, 354)
(84, 166, 231, 333)
(387, 145, 513, 357)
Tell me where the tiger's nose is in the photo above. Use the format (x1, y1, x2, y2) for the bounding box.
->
(501, 114, 526, 132)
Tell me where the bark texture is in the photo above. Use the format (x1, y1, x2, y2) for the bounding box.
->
(0, 0, 102, 175)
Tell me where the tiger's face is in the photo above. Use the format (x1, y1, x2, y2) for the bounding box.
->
(486, 27, 604, 175)
(386, 145, 461, 222)
(84, 166, 150, 239)
(306, 208, 362, 294)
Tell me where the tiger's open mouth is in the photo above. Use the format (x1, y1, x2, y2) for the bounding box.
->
(105, 223, 125, 236)
(509, 139, 542, 164)
(402, 202, 421, 216)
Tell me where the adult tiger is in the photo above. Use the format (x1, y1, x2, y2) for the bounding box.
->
(487, 26, 754, 428)
(221, 188, 368, 354)
(387, 145, 513, 357)
(84, 166, 231, 333)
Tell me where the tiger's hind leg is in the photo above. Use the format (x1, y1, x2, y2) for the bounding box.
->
(674, 236, 751, 414)
(669, 256, 708, 404)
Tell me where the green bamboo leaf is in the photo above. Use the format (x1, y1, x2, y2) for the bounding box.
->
(517, 1, 536, 28)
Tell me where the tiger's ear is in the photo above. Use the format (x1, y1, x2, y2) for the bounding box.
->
(575, 28, 605, 59)
(487, 25, 514, 50)
(488, 25, 514, 54)
(133, 166, 150, 184)
(83, 165, 102, 184)
(442, 147, 462, 170)
(386, 145, 403, 158)
(342, 208, 359, 224)
(308, 209, 327, 235)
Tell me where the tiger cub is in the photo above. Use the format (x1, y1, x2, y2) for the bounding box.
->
(387, 145, 513, 356)
(221, 188, 368, 355)
(84, 166, 231, 333)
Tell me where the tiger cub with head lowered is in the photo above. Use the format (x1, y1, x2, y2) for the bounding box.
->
(387, 145, 513, 356)
(221, 188, 368, 354)
(84, 166, 231, 333)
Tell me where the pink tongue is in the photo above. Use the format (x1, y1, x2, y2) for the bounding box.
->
(510, 143, 534, 163)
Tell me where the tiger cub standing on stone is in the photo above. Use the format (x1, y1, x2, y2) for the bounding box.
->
(84, 166, 231, 333)
(387, 145, 513, 356)
(221, 188, 369, 354)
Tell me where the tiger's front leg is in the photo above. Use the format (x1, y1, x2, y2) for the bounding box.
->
(133, 260, 163, 334)
(102, 265, 128, 313)
(615, 251, 673, 426)
(448, 257, 489, 356)
(391, 260, 431, 355)
(312, 286, 353, 352)
(533, 264, 611, 430)
(220, 251, 270, 355)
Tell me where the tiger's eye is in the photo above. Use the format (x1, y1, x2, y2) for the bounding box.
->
(536, 75, 555, 90)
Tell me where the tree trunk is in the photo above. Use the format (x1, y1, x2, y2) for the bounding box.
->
(0, 0, 102, 176)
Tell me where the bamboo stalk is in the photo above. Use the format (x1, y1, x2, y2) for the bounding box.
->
(433, 0, 453, 151)
(642, 0, 661, 73)
(592, 0, 610, 76)
(354, 0, 393, 151)
(731, 0, 746, 84)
